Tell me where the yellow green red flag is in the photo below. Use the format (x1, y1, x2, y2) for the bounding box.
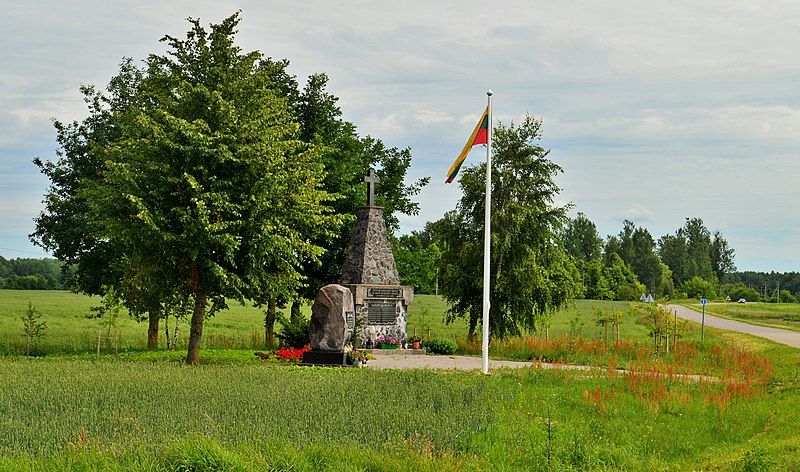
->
(445, 107, 489, 183)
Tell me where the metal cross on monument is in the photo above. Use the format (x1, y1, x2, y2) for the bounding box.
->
(364, 167, 379, 206)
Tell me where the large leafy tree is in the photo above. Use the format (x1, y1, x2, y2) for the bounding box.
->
(33, 16, 428, 351)
(657, 233, 688, 286)
(630, 226, 662, 293)
(602, 252, 645, 301)
(86, 14, 342, 364)
(31, 62, 173, 348)
(682, 218, 715, 282)
(438, 116, 581, 339)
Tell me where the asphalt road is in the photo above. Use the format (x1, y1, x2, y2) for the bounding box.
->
(666, 304, 800, 349)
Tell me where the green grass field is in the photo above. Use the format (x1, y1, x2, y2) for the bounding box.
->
(1, 290, 799, 470)
(0, 290, 637, 356)
(685, 300, 800, 332)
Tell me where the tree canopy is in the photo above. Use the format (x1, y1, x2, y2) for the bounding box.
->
(32, 13, 429, 358)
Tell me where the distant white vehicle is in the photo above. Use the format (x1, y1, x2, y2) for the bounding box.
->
(738, 298, 747, 304)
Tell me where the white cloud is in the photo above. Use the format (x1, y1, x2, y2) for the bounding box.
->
(622, 205, 656, 223)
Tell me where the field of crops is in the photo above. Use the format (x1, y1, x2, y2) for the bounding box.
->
(1, 341, 799, 471)
(2, 290, 800, 470)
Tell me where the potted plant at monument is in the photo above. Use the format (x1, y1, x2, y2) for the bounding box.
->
(347, 349, 370, 367)
(408, 336, 422, 350)
(376, 334, 397, 349)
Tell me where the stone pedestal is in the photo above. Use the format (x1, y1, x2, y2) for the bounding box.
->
(344, 284, 413, 348)
(300, 350, 350, 367)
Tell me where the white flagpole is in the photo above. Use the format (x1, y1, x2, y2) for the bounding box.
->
(482, 89, 493, 375)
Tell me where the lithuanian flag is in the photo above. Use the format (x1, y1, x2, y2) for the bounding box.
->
(445, 107, 489, 183)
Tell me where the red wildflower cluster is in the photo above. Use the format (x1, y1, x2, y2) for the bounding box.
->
(274, 345, 311, 360)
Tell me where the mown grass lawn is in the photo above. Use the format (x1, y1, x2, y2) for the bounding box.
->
(1, 290, 640, 355)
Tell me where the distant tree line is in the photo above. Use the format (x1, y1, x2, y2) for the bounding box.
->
(561, 214, 736, 301)
(392, 226, 441, 295)
(393, 210, 740, 305)
(0, 257, 66, 290)
(723, 271, 800, 303)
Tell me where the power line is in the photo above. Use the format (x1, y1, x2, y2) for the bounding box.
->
(0, 246, 47, 256)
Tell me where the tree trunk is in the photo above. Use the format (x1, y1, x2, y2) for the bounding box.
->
(264, 297, 277, 348)
(290, 300, 301, 322)
(164, 315, 171, 350)
(186, 291, 207, 365)
(147, 305, 161, 349)
(172, 321, 179, 350)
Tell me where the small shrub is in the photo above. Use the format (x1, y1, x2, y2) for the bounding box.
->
(21, 301, 46, 356)
(425, 338, 458, 355)
(567, 313, 585, 339)
(277, 315, 309, 349)
(682, 276, 717, 299)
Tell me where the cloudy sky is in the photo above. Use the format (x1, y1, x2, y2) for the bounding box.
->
(1, 1, 799, 271)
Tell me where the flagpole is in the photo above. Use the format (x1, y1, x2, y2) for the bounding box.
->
(482, 89, 493, 375)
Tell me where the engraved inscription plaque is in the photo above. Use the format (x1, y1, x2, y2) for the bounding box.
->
(367, 287, 402, 299)
(366, 301, 397, 324)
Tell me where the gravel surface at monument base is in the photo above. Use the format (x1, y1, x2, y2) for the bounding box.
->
(367, 355, 533, 370)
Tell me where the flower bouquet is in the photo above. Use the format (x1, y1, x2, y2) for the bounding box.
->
(376, 334, 398, 349)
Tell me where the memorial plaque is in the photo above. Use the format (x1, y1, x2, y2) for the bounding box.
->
(367, 301, 397, 324)
(368, 287, 402, 299)
(345, 311, 355, 330)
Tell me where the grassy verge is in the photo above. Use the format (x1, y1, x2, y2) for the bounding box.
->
(679, 300, 800, 332)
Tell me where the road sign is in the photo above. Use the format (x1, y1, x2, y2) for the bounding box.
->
(700, 298, 707, 305)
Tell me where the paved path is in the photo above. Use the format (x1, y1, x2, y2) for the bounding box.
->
(666, 304, 800, 349)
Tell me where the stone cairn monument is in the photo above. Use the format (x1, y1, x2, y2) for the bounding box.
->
(302, 168, 414, 366)
(340, 168, 414, 347)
